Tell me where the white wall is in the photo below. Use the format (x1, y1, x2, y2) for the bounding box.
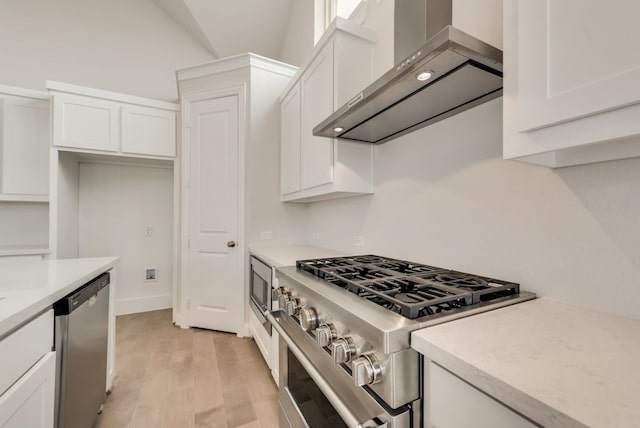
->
(78, 162, 174, 315)
(282, 0, 640, 321)
(0, 0, 213, 101)
(279, 0, 315, 66)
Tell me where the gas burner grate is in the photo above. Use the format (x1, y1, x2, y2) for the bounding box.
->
(297, 255, 521, 320)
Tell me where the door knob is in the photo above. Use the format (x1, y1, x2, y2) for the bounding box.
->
(227, 240, 237, 248)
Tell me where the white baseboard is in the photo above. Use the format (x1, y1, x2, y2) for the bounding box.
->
(116, 294, 172, 315)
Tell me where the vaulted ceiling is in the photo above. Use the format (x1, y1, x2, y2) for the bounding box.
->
(152, 0, 295, 60)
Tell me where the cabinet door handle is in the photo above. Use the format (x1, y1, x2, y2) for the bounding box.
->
(227, 240, 237, 248)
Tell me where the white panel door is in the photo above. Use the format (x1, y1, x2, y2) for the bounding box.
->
(121, 105, 176, 157)
(185, 95, 242, 334)
(300, 42, 334, 190)
(514, 0, 640, 132)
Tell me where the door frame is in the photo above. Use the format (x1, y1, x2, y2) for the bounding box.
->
(176, 85, 247, 334)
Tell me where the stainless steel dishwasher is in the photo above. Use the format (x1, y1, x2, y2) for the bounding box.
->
(54, 272, 110, 428)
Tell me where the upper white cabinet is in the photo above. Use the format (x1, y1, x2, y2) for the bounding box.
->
(280, 18, 376, 202)
(280, 82, 301, 195)
(0, 86, 50, 199)
(53, 94, 120, 152)
(48, 81, 178, 159)
(121, 105, 176, 157)
(503, 0, 640, 167)
(300, 42, 335, 190)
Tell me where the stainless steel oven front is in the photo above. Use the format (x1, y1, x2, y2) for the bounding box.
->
(267, 310, 415, 428)
(250, 256, 272, 335)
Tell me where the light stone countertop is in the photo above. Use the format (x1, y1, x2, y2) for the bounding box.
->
(411, 298, 640, 428)
(0, 257, 119, 338)
(248, 244, 344, 267)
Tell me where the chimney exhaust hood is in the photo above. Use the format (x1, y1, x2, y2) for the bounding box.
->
(313, 0, 503, 144)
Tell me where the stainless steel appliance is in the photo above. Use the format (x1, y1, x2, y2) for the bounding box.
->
(250, 255, 273, 335)
(314, 0, 503, 144)
(268, 255, 535, 428)
(54, 272, 110, 428)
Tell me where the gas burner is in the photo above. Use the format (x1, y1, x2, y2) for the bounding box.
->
(432, 272, 488, 289)
(297, 255, 521, 320)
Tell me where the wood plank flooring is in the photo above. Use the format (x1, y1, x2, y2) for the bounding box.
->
(95, 309, 279, 428)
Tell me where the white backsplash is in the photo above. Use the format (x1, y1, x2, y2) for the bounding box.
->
(305, 99, 640, 321)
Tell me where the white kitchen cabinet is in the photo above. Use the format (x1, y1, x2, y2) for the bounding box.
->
(425, 361, 538, 428)
(0, 352, 55, 428)
(0, 91, 50, 197)
(300, 41, 335, 190)
(280, 18, 375, 202)
(122, 105, 176, 157)
(52, 93, 120, 152)
(48, 81, 178, 159)
(280, 82, 301, 195)
(0, 310, 55, 428)
(503, 0, 640, 167)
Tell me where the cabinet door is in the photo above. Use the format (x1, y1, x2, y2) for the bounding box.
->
(426, 362, 537, 428)
(0, 352, 56, 428)
(280, 83, 301, 195)
(0, 97, 49, 195)
(121, 105, 176, 157)
(52, 94, 119, 152)
(513, 0, 640, 132)
(300, 42, 334, 190)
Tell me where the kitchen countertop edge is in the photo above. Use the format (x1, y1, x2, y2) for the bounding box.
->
(411, 298, 640, 428)
(248, 244, 344, 267)
(0, 256, 120, 338)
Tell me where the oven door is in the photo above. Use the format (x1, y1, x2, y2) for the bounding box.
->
(266, 311, 415, 428)
(250, 256, 272, 335)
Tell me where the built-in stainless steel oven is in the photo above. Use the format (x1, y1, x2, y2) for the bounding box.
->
(267, 310, 414, 428)
(250, 256, 272, 335)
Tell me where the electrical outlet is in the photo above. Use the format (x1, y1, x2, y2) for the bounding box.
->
(145, 226, 153, 237)
(353, 236, 365, 247)
(260, 231, 274, 240)
(313, 231, 320, 240)
(145, 267, 157, 281)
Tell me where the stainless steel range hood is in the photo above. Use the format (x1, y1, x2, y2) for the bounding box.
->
(313, 0, 503, 144)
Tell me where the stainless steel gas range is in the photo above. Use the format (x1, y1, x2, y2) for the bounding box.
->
(266, 255, 536, 428)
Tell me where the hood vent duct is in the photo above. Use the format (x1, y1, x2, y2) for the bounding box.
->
(313, 0, 503, 144)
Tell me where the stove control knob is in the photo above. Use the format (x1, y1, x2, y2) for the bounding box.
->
(277, 288, 290, 309)
(299, 307, 318, 331)
(331, 337, 356, 364)
(352, 354, 383, 386)
(315, 323, 337, 347)
(285, 298, 300, 316)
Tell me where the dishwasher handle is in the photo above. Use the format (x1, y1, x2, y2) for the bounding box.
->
(54, 272, 110, 315)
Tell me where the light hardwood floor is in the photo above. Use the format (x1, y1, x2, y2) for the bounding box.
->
(95, 309, 279, 428)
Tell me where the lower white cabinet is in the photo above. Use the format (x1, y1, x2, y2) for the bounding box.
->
(0, 352, 55, 428)
(0, 309, 55, 428)
(249, 309, 271, 369)
(270, 329, 280, 386)
(425, 362, 537, 428)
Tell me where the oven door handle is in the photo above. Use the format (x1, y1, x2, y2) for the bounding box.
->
(266, 310, 388, 428)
